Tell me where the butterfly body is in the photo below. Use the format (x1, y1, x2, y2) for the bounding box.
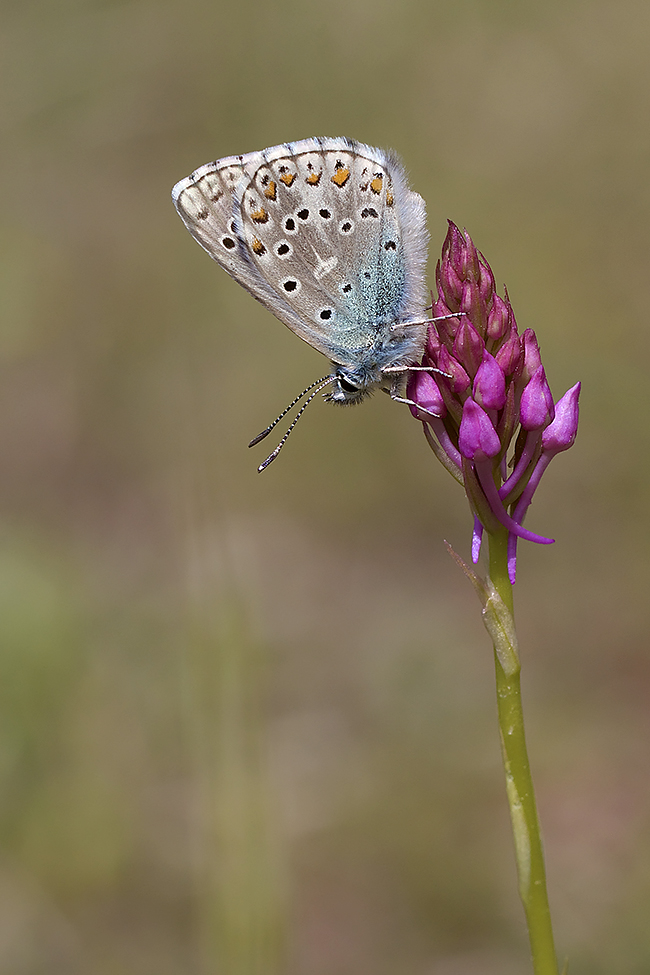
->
(172, 138, 429, 404)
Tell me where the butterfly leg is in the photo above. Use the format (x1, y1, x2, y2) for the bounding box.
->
(388, 391, 442, 418)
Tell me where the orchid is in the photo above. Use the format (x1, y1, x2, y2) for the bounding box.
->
(408, 221, 580, 584)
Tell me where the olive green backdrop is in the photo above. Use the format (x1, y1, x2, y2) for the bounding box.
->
(1, 0, 649, 972)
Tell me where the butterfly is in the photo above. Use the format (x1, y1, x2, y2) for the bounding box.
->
(172, 137, 430, 468)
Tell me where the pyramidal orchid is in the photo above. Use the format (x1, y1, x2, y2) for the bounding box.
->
(407, 222, 580, 975)
(407, 221, 581, 584)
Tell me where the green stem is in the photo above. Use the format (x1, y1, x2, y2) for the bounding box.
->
(487, 529, 559, 975)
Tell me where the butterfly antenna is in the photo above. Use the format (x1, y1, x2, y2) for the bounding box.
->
(257, 377, 336, 472)
(248, 373, 333, 447)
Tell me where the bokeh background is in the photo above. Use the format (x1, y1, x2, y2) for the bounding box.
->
(2, 0, 649, 972)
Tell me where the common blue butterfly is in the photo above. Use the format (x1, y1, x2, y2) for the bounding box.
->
(172, 137, 430, 467)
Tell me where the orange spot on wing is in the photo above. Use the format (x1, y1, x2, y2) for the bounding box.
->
(264, 181, 277, 200)
(251, 207, 269, 223)
(370, 175, 383, 194)
(331, 167, 350, 188)
(279, 172, 296, 186)
(251, 236, 266, 255)
(386, 190, 394, 206)
(306, 171, 321, 185)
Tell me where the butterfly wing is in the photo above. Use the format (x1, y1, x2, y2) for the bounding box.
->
(172, 138, 428, 368)
(172, 154, 251, 275)
(234, 138, 429, 366)
(172, 153, 314, 338)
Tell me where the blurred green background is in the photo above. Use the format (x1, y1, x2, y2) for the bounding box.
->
(1, 0, 649, 972)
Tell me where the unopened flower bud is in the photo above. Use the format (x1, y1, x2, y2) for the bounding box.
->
(473, 351, 506, 411)
(520, 366, 555, 431)
(437, 259, 463, 309)
(459, 398, 501, 461)
(453, 318, 485, 377)
(521, 329, 542, 381)
(478, 257, 495, 304)
(460, 234, 480, 280)
(541, 382, 581, 453)
(495, 329, 523, 377)
(487, 294, 510, 342)
(437, 346, 471, 395)
(460, 280, 487, 336)
(444, 221, 466, 272)
(407, 371, 446, 419)
(431, 299, 457, 347)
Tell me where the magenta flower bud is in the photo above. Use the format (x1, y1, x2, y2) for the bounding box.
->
(437, 259, 463, 309)
(426, 328, 442, 359)
(444, 221, 466, 271)
(487, 294, 510, 341)
(473, 351, 506, 411)
(453, 317, 484, 377)
(437, 345, 470, 395)
(432, 295, 450, 319)
(542, 382, 581, 453)
(478, 256, 495, 304)
(495, 328, 523, 377)
(407, 370, 446, 419)
(459, 398, 501, 461)
(460, 233, 480, 280)
(520, 366, 555, 431)
(460, 280, 487, 336)
(521, 329, 542, 380)
(431, 298, 458, 346)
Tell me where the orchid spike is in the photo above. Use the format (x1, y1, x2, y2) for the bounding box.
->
(407, 221, 580, 581)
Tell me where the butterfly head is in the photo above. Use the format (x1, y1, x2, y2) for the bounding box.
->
(326, 366, 374, 404)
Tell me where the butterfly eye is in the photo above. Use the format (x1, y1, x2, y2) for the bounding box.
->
(338, 375, 361, 394)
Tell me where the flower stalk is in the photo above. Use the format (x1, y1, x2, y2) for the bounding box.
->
(489, 530, 558, 975)
(411, 223, 580, 974)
